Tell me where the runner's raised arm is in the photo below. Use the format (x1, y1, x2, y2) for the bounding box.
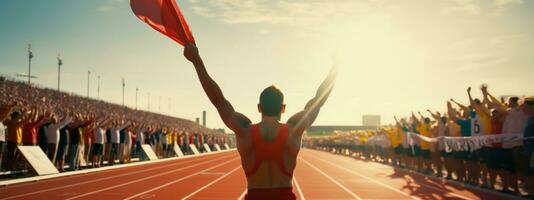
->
(183, 44, 251, 136)
(287, 66, 337, 136)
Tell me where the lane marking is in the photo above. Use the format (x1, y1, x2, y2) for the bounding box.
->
(304, 154, 419, 200)
(181, 166, 241, 200)
(65, 156, 233, 200)
(359, 160, 516, 200)
(293, 177, 305, 200)
(0, 154, 229, 200)
(237, 189, 247, 200)
(362, 166, 474, 200)
(307, 150, 473, 200)
(0, 149, 236, 187)
(123, 158, 239, 200)
(299, 157, 363, 200)
(200, 172, 226, 176)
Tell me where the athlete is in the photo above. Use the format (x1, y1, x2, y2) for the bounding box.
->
(183, 43, 336, 200)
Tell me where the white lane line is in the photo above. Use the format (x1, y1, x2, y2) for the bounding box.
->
(124, 158, 239, 200)
(299, 158, 363, 200)
(322, 151, 474, 200)
(306, 155, 419, 200)
(0, 149, 236, 187)
(0, 155, 225, 200)
(64, 156, 232, 200)
(293, 177, 305, 200)
(237, 189, 247, 200)
(182, 166, 241, 200)
(308, 150, 473, 200)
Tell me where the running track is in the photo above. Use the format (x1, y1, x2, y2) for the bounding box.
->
(0, 149, 522, 200)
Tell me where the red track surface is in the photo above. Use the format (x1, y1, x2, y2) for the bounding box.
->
(0, 149, 519, 200)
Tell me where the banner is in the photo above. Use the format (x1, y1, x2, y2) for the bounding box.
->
(131, 0, 195, 46)
(366, 134, 390, 148)
(369, 132, 532, 152)
(407, 133, 530, 152)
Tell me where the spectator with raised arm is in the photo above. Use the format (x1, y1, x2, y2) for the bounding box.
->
(0, 102, 16, 171)
(520, 97, 534, 197)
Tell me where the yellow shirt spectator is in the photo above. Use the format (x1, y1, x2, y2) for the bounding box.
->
(417, 123, 431, 150)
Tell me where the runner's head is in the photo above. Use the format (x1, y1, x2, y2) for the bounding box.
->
(258, 85, 285, 117)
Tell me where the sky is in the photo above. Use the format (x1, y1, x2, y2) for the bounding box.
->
(0, 0, 533, 131)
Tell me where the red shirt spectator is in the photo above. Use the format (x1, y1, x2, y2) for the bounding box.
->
(22, 116, 45, 145)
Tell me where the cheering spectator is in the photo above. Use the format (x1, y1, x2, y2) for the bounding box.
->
(44, 113, 72, 164)
(0, 102, 16, 171)
(521, 97, 534, 196)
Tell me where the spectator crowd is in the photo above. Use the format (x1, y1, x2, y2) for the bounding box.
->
(0, 76, 232, 175)
(304, 85, 534, 198)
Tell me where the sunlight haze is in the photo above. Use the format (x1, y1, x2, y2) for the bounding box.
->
(1, 0, 533, 131)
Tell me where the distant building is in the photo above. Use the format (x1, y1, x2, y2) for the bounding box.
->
(362, 115, 381, 127)
(202, 110, 206, 127)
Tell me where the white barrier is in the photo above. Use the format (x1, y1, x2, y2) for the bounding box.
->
(203, 144, 212, 153)
(141, 144, 158, 160)
(189, 144, 200, 155)
(17, 146, 59, 176)
(214, 144, 222, 151)
(174, 144, 184, 157)
(224, 143, 230, 150)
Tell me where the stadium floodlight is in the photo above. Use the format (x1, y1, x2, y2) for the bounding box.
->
(136, 87, 139, 110)
(122, 78, 126, 107)
(57, 53, 62, 92)
(87, 70, 91, 98)
(27, 44, 34, 84)
(97, 75, 100, 100)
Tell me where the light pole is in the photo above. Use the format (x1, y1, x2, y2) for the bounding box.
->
(168, 97, 171, 115)
(57, 53, 62, 92)
(28, 44, 33, 85)
(97, 75, 100, 100)
(158, 96, 161, 113)
(147, 92, 150, 111)
(135, 87, 139, 110)
(122, 78, 125, 107)
(87, 70, 91, 98)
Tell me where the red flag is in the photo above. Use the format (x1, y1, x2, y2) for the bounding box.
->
(130, 0, 195, 46)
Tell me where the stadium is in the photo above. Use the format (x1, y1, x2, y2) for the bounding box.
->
(0, 0, 533, 200)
